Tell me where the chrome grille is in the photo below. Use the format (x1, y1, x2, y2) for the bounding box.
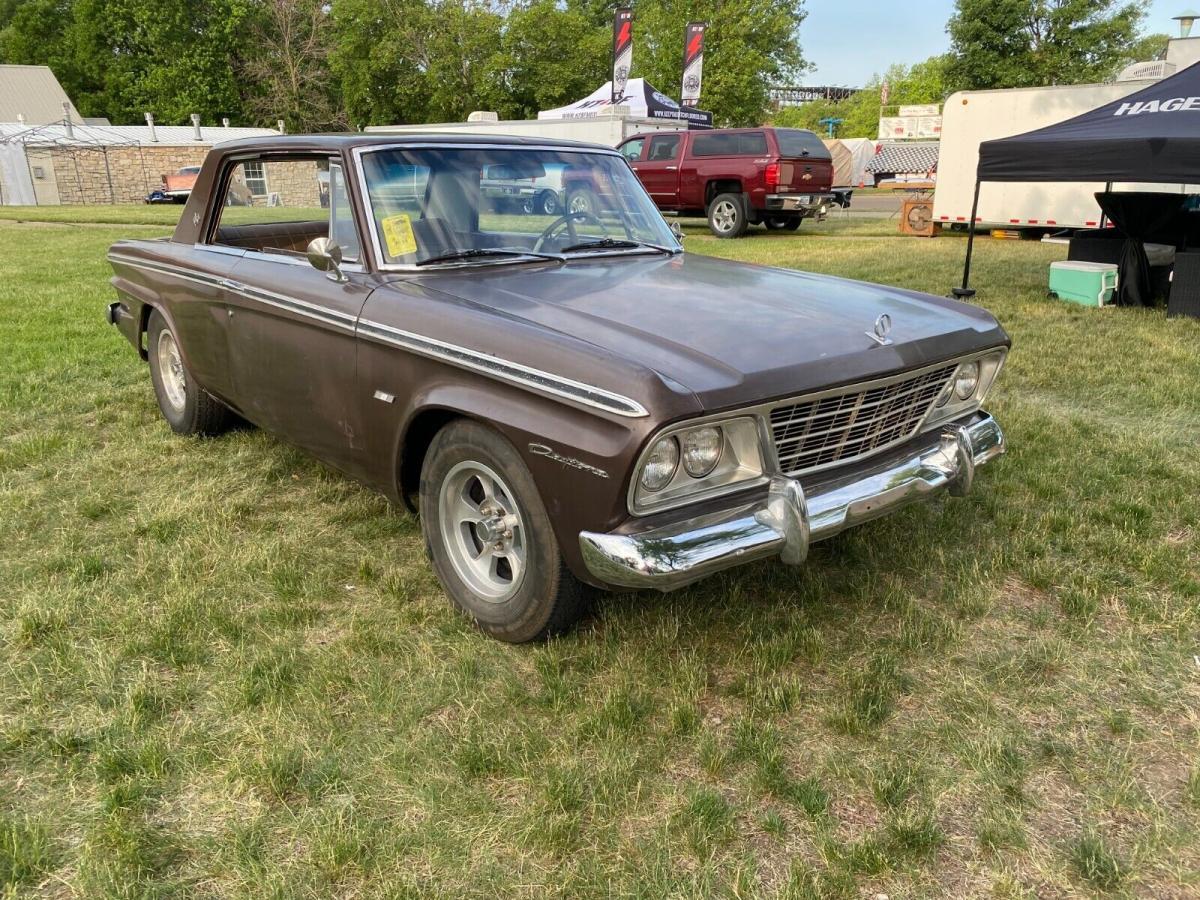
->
(769, 363, 958, 476)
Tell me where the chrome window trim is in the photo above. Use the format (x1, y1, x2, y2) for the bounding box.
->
(348, 143, 677, 273)
(626, 347, 1008, 516)
(107, 252, 648, 419)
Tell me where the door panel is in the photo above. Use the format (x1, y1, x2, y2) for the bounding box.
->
(226, 255, 372, 476)
(635, 134, 684, 207)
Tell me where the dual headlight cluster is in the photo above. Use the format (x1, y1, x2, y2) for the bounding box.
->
(630, 350, 1006, 515)
(631, 417, 766, 514)
(924, 350, 1006, 429)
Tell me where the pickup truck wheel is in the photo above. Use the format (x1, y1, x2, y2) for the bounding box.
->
(765, 215, 802, 231)
(707, 193, 748, 238)
(420, 420, 589, 642)
(539, 190, 559, 216)
(146, 309, 231, 436)
(567, 188, 599, 217)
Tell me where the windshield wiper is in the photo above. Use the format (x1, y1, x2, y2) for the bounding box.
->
(414, 247, 564, 267)
(560, 237, 676, 255)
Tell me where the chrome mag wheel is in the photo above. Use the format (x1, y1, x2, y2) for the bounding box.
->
(711, 199, 738, 233)
(438, 460, 527, 602)
(156, 329, 187, 413)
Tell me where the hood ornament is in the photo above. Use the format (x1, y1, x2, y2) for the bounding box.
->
(866, 313, 893, 346)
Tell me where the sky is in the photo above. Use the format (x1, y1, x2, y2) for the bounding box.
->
(803, 0, 1189, 87)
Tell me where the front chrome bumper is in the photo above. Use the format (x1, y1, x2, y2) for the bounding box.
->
(579, 413, 1005, 591)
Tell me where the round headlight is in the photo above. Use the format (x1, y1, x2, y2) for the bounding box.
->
(640, 437, 679, 491)
(681, 426, 722, 477)
(954, 361, 980, 399)
(934, 379, 953, 407)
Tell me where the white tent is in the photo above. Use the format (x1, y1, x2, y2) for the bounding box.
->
(822, 137, 876, 187)
(539, 79, 712, 127)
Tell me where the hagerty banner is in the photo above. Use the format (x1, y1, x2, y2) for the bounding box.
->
(681, 22, 707, 106)
(612, 8, 633, 103)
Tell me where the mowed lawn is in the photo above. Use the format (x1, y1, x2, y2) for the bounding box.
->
(1, 208, 1199, 899)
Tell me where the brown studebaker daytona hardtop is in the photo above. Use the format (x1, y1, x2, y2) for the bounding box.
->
(106, 134, 1009, 642)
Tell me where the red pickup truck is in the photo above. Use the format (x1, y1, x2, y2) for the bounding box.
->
(617, 127, 843, 238)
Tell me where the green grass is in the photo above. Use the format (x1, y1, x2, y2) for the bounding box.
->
(2, 210, 1200, 897)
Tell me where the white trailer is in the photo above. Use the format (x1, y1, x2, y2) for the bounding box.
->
(932, 79, 1168, 230)
(365, 111, 684, 148)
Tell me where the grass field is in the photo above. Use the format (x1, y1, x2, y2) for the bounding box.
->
(1, 208, 1199, 898)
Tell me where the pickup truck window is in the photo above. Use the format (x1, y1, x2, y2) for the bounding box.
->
(775, 129, 832, 159)
(691, 131, 767, 157)
(211, 158, 355, 261)
(647, 134, 681, 161)
(359, 147, 676, 266)
(620, 138, 644, 162)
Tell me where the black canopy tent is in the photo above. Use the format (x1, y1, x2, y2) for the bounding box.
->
(956, 61, 1200, 301)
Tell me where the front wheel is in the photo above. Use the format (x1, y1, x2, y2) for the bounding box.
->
(707, 193, 748, 238)
(146, 309, 231, 436)
(420, 420, 589, 642)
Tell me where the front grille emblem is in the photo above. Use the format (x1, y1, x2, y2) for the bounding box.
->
(867, 313, 893, 346)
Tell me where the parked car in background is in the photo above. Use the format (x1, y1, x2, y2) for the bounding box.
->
(161, 165, 201, 203)
(482, 162, 563, 215)
(617, 127, 848, 238)
(106, 134, 1008, 642)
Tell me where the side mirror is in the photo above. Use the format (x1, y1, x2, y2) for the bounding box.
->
(307, 236, 347, 283)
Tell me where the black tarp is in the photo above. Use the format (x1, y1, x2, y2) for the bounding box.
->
(978, 62, 1200, 183)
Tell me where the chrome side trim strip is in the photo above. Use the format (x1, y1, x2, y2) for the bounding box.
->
(106, 253, 648, 419)
(356, 319, 648, 418)
(107, 253, 357, 334)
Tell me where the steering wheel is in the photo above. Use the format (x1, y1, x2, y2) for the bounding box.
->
(533, 209, 610, 253)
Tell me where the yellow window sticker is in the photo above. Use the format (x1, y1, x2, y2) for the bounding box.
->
(381, 213, 418, 258)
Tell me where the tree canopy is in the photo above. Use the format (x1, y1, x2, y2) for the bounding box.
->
(945, 0, 1149, 90)
(0, 0, 808, 129)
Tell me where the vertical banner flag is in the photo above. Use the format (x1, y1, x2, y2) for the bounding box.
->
(612, 7, 633, 103)
(681, 22, 706, 106)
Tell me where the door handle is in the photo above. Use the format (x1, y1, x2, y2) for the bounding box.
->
(219, 278, 243, 292)
(665, 166, 678, 170)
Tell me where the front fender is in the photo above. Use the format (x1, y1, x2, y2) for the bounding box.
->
(390, 379, 657, 584)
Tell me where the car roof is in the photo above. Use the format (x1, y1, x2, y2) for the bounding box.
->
(211, 132, 619, 155)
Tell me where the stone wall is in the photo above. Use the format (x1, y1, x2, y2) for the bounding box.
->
(50, 146, 208, 205)
(13, 147, 322, 207)
(258, 159, 323, 208)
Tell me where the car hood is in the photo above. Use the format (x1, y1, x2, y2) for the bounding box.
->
(399, 252, 1009, 411)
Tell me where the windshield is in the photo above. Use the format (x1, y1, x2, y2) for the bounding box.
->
(359, 147, 678, 266)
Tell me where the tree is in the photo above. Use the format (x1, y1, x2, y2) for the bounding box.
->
(0, 0, 258, 123)
(241, 0, 347, 131)
(588, 0, 810, 127)
(946, 0, 1148, 91)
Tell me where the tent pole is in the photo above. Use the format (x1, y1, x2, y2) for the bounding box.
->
(1099, 181, 1112, 228)
(952, 178, 981, 299)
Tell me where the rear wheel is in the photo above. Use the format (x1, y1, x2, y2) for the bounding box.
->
(146, 309, 231, 436)
(707, 193, 748, 238)
(538, 190, 559, 216)
(765, 215, 802, 231)
(420, 420, 589, 642)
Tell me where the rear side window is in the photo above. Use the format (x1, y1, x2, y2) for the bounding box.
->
(691, 131, 768, 157)
(774, 129, 832, 159)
